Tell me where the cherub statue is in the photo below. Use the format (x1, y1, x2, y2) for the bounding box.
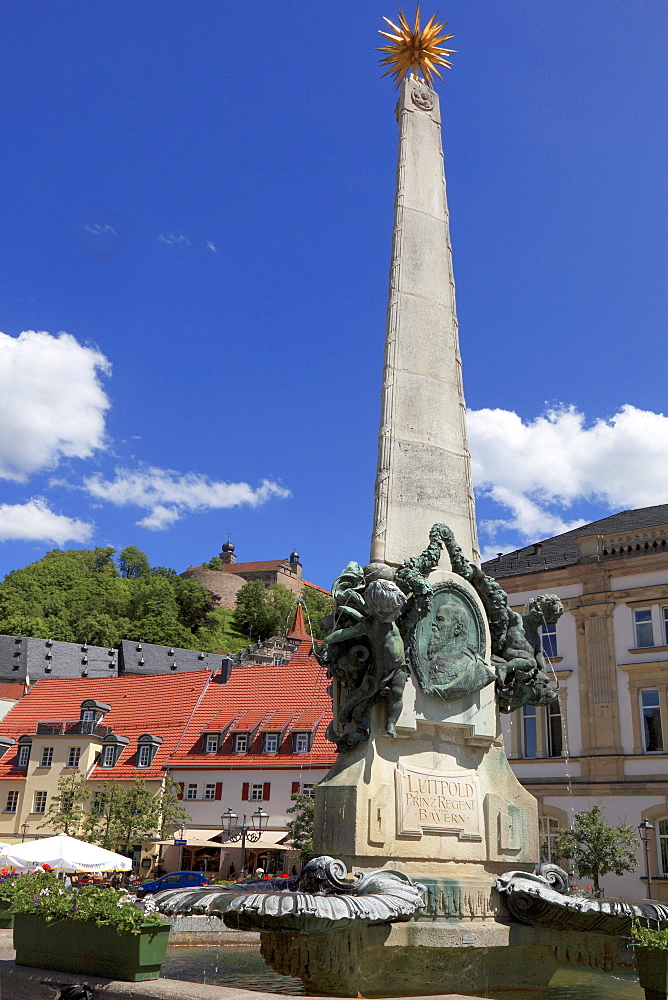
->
(316, 576, 408, 752)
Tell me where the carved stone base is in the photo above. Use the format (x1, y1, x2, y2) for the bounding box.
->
(260, 921, 622, 997)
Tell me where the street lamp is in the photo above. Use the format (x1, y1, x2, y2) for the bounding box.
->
(638, 819, 654, 900)
(222, 806, 269, 877)
(20, 822, 29, 842)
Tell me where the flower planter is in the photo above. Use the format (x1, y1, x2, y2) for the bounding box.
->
(636, 945, 668, 1000)
(13, 913, 170, 981)
(0, 899, 13, 928)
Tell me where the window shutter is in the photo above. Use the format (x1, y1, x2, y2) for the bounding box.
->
(242, 782, 249, 801)
(263, 782, 271, 801)
(177, 782, 184, 800)
(214, 782, 223, 801)
(291, 782, 300, 794)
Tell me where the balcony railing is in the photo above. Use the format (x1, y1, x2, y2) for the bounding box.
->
(35, 720, 112, 738)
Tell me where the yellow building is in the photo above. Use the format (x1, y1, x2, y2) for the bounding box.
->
(484, 504, 668, 900)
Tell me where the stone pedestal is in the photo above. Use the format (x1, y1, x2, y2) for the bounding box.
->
(260, 921, 622, 997)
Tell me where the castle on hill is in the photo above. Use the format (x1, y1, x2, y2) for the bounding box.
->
(181, 540, 328, 610)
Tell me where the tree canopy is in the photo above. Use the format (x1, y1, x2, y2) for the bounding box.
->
(233, 582, 332, 641)
(551, 804, 638, 893)
(0, 546, 248, 651)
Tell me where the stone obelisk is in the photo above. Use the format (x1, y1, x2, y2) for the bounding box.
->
(371, 75, 479, 567)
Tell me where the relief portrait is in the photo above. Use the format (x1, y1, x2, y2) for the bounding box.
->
(410, 582, 495, 702)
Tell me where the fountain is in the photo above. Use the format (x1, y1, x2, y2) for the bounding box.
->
(155, 11, 667, 999)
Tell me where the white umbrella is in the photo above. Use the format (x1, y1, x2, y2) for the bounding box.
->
(3, 834, 132, 872)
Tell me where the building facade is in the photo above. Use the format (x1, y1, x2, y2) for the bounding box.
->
(0, 612, 334, 876)
(483, 504, 668, 900)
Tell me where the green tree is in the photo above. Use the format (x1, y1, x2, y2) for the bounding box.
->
(233, 581, 276, 640)
(82, 781, 124, 849)
(551, 804, 638, 894)
(158, 776, 191, 839)
(286, 792, 314, 861)
(196, 607, 251, 654)
(40, 772, 90, 836)
(300, 588, 334, 640)
(112, 780, 161, 856)
(118, 545, 151, 579)
(0, 546, 214, 649)
(202, 555, 224, 570)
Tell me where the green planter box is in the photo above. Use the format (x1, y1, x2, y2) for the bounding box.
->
(636, 945, 668, 999)
(13, 913, 170, 982)
(0, 899, 13, 929)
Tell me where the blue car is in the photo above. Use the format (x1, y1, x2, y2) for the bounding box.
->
(136, 871, 211, 896)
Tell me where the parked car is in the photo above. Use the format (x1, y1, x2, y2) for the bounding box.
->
(135, 871, 211, 897)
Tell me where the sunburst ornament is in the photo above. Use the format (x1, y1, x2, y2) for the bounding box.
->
(378, 5, 455, 89)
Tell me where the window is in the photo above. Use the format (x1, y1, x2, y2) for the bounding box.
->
(541, 623, 558, 659)
(186, 783, 198, 800)
(250, 783, 264, 801)
(546, 699, 563, 757)
(293, 733, 310, 754)
(538, 817, 560, 864)
(522, 705, 537, 759)
(233, 733, 249, 754)
(204, 783, 216, 800)
(137, 744, 152, 768)
(302, 783, 315, 798)
(263, 733, 279, 754)
(204, 734, 219, 754)
(5, 791, 18, 813)
(67, 747, 81, 768)
(17, 743, 30, 768)
(664, 608, 668, 646)
(61, 793, 73, 813)
(642, 689, 663, 752)
(658, 819, 668, 875)
(40, 747, 53, 768)
(91, 792, 103, 816)
(81, 710, 95, 722)
(102, 744, 117, 768)
(635, 609, 654, 648)
(33, 790, 47, 814)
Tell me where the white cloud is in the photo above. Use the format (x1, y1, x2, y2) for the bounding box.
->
(85, 223, 117, 235)
(205, 241, 217, 252)
(467, 404, 668, 545)
(83, 467, 291, 530)
(0, 330, 111, 482)
(136, 505, 182, 531)
(0, 498, 93, 545)
(158, 234, 191, 246)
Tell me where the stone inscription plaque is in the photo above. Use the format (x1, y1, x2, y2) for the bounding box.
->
(395, 762, 482, 841)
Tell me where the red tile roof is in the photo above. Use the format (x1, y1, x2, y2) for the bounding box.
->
(222, 560, 287, 574)
(0, 640, 336, 781)
(0, 672, 213, 782)
(165, 639, 334, 770)
(303, 580, 331, 595)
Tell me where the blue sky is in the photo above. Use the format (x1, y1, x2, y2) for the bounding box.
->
(0, 0, 667, 588)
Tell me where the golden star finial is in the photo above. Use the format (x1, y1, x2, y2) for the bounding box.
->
(378, 5, 455, 89)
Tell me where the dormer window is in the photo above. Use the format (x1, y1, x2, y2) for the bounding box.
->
(100, 734, 129, 768)
(204, 733, 220, 754)
(79, 700, 111, 735)
(293, 732, 311, 754)
(17, 737, 32, 769)
(136, 733, 162, 768)
(263, 733, 280, 754)
(232, 732, 249, 754)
